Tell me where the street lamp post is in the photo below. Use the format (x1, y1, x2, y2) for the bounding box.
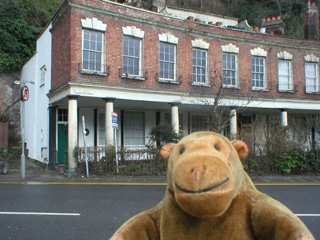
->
(14, 80, 33, 178)
(21, 94, 26, 178)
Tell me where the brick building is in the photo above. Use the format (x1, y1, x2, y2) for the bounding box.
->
(21, 0, 320, 175)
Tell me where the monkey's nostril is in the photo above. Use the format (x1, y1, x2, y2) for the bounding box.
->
(191, 169, 194, 173)
(203, 166, 207, 171)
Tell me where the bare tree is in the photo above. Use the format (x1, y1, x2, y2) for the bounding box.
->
(186, 70, 253, 137)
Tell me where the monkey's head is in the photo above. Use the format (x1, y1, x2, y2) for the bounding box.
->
(160, 131, 249, 218)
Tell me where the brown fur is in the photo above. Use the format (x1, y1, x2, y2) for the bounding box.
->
(110, 131, 314, 240)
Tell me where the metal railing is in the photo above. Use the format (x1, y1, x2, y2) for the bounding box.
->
(75, 146, 167, 176)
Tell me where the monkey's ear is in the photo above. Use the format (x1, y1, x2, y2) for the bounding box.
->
(160, 143, 176, 163)
(232, 140, 249, 162)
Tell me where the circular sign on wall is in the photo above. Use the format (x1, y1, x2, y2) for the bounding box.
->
(21, 86, 29, 102)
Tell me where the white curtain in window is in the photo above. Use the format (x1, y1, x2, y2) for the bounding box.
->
(305, 63, 319, 92)
(124, 112, 145, 146)
(278, 60, 292, 90)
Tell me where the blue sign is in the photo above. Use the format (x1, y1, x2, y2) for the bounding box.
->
(112, 112, 118, 129)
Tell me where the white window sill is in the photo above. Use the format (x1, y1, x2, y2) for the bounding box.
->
(81, 70, 109, 76)
(192, 82, 211, 87)
(306, 91, 320, 94)
(252, 87, 268, 92)
(278, 89, 295, 93)
(223, 85, 240, 89)
(121, 74, 146, 81)
(158, 79, 179, 84)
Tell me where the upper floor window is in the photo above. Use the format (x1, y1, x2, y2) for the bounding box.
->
(252, 57, 266, 89)
(277, 51, 293, 92)
(305, 62, 319, 93)
(304, 54, 320, 93)
(122, 26, 144, 77)
(158, 33, 178, 82)
(193, 48, 208, 84)
(40, 65, 47, 86)
(123, 36, 142, 76)
(83, 30, 104, 71)
(160, 43, 176, 80)
(222, 43, 239, 87)
(81, 18, 107, 73)
(251, 47, 267, 90)
(192, 39, 209, 85)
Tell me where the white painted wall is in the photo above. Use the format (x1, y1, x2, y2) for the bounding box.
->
(21, 24, 52, 163)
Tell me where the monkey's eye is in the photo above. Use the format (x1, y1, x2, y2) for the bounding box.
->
(180, 147, 185, 154)
(214, 145, 221, 151)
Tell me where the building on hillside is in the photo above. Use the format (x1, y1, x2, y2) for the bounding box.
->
(20, 0, 320, 176)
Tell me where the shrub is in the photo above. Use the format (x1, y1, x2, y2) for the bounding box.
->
(148, 123, 184, 147)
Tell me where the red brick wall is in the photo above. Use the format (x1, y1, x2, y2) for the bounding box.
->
(51, 4, 72, 91)
(50, 0, 320, 101)
(304, 3, 319, 40)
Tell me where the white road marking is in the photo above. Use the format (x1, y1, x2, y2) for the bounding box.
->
(296, 214, 320, 217)
(0, 212, 80, 216)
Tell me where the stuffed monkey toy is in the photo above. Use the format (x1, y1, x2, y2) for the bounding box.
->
(110, 131, 314, 240)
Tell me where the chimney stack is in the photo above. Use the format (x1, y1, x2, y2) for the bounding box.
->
(304, 2, 319, 40)
(261, 16, 284, 35)
(151, 0, 165, 12)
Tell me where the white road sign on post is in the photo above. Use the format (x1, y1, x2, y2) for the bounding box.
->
(112, 112, 119, 173)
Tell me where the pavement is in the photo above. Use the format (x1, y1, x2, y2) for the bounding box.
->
(1, 158, 320, 184)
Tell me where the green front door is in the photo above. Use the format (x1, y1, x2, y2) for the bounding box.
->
(58, 124, 68, 164)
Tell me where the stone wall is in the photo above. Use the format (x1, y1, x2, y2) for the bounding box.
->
(0, 73, 21, 151)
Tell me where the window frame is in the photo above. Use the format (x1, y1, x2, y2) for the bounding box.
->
(123, 111, 145, 146)
(82, 29, 105, 73)
(159, 42, 177, 81)
(305, 62, 320, 93)
(192, 48, 208, 85)
(252, 56, 266, 89)
(222, 53, 238, 87)
(191, 115, 208, 133)
(278, 59, 293, 92)
(40, 65, 47, 87)
(122, 35, 143, 77)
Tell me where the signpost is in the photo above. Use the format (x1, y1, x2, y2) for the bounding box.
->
(112, 112, 119, 173)
(21, 86, 29, 102)
(82, 116, 89, 178)
(19, 84, 30, 178)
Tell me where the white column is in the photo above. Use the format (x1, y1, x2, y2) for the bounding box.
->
(105, 98, 115, 147)
(68, 95, 78, 176)
(171, 102, 180, 134)
(281, 109, 288, 126)
(230, 108, 237, 140)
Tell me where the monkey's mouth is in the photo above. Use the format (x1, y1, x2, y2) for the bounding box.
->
(175, 178, 230, 194)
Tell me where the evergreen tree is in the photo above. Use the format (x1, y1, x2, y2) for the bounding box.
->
(0, 0, 62, 73)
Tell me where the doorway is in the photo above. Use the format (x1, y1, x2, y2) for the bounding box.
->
(58, 123, 68, 164)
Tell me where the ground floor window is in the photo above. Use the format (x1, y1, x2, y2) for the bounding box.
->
(191, 115, 208, 132)
(98, 113, 105, 146)
(58, 109, 68, 122)
(124, 111, 145, 146)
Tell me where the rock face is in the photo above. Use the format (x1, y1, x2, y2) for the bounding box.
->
(0, 161, 9, 174)
(0, 72, 21, 151)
